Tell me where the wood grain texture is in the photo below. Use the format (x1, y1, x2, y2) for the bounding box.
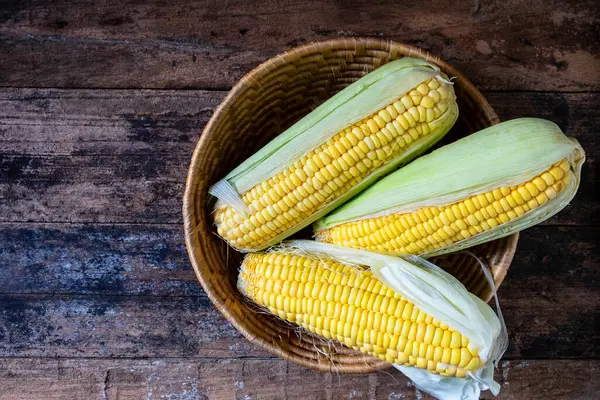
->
(0, 224, 201, 296)
(0, 358, 598, 400)
(0, 0, 599, 90)
(0, 89, 218, 224)
(0, 225, 598, 359)
(497, 227, 600, 359)
(0, 293, 268, 359)
(1, 89, 597, 225)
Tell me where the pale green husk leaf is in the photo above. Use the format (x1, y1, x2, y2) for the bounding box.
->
(314, 118, 585, 257)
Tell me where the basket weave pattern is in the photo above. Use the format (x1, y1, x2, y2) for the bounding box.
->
(184, 38, 517, 373)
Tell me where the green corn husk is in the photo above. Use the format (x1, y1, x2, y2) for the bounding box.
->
(210, 57, 459, 252)
(314, 118, 585, 257)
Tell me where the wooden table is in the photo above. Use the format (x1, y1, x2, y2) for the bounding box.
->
(1, 1, 598, 399)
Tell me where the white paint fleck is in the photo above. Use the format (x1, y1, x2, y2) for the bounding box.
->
(415, 388, 424, 400)
(388, 392, 405, 399)
(101, 371, 109, 400)
(228, 342, 244, 353)
(147, 372, 158, 400)
(501, 360, 510, 384)
(348, 390, 363, 399)
(338, 29, 360, 36)
(518, 361, 530, 367)
(475, 40, 492, 55)
(160, 383, 201, 400)
(235, 381, 245, 389)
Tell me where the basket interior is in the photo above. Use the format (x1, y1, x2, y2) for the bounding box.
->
(184, 38, 516, 373)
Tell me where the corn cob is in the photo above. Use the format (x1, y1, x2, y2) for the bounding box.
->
(238, 241, 504, 382)
(318, 159, 571, 254)
(211, 58, 458, 252)
(240, 252, 481, 377)
(314, 119, 585, 257)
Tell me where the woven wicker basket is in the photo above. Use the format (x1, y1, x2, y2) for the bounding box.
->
(183, 38, 517, 373)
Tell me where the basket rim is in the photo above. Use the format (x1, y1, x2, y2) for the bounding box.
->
(183, 37, 516, 373)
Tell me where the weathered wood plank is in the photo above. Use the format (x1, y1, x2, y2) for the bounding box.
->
(1, 89, 597, 225)
(0, 88, 219, 153)
(0, 227, 598, 359)
(0, 358, 598, 400)
(0, 224, 201, 296)
(0, 0, 598, 90)
(0, 294, 268, 359)
(0, 89, 218, 224)
(498, 227, 600, 359)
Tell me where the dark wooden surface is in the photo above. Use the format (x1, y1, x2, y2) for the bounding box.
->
(0, 1, 599, 399)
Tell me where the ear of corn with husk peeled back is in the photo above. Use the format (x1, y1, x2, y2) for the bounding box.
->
(238, 240, 507, 400)
(210, 58, 459, 252)
(314, 118, 585, 258)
